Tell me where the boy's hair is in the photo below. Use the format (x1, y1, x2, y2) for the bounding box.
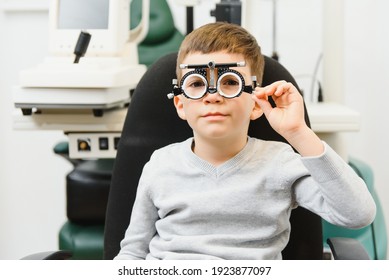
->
(176, 22, 265, 85)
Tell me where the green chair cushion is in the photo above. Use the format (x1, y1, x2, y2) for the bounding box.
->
(59, 221, 104, 260)
(322, 157, 387, 260)
(138, 31, 184, 67)
(131, 0, 176, 45)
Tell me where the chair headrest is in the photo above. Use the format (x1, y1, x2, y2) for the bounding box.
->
(131, 0, 176, 45)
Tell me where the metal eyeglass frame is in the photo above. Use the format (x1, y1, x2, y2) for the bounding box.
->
(167, 61, 257, 100)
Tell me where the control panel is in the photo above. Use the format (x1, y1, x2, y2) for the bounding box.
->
(68, 132, 121, 158)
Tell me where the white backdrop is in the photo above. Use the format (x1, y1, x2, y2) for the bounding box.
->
(0, 0, 388, 259)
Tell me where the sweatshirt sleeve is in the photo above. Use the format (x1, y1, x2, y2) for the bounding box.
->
(114, 160, 159, 260)
(293, 142, 376, 229)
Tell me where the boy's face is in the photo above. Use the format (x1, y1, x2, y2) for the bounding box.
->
(173, 51, 263, 142)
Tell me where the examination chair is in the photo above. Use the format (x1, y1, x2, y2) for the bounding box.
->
(24, 53, 383, 260)
(54, 0, 184, 260)
(103, 53, 375, 260)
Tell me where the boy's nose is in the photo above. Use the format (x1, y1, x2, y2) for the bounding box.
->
(202, 90, 224, 103)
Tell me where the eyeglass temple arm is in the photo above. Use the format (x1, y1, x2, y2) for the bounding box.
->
(179, 61, 246, 69)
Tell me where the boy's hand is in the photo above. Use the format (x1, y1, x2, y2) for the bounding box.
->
(252, 80, 305, 138)
(252, 81, 324, 157)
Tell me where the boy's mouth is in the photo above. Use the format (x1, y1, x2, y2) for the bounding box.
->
(203, 112, 226, 117)
(202, 112, 228, 120)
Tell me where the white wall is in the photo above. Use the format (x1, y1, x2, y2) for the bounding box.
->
(343, 0, 389, 256)
(0, 3, 71, 259)
(0, 0, 388, 259)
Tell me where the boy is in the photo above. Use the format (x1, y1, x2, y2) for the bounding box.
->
(115, 22, 376, 260)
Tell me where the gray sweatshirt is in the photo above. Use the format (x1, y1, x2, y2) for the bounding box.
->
(115, 137, 376, 260)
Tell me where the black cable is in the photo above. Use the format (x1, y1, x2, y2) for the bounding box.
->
(317, 81, 323, 102)
(271, 0, 279, 61)
(186, 6, 194, 35)
(310, 53, 323, 102)
(73, 31, 91, 63)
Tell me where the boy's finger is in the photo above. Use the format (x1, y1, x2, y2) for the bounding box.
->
(252, 95, 272, 117)
(273, 81, 292, 97)
(253, 86, 271, 99)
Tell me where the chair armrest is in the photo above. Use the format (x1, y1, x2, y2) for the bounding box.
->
(327, 238, 370, 260)
(21, 250, 72, 260)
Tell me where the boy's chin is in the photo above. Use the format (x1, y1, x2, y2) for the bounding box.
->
(194, 130, 244, 142)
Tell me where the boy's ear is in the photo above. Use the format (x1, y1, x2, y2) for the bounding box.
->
(250, 101, 263, 120)
(173, 96, 187, 120)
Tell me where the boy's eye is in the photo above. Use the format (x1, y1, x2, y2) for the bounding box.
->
(219, 74, 241, 88)
(188, 80, 206, 88)
(183, 74, 207, 89)
(221, 79, 239, 86)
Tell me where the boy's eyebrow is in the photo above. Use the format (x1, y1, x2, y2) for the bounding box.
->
(180, 61, 246, 69)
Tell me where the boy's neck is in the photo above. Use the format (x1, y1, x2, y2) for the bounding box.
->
(192, 135, 248, 167)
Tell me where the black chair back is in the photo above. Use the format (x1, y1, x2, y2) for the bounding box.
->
(104, 53, 323, 260)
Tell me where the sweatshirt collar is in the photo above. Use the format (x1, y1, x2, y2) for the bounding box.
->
(184, 137, 255, 178)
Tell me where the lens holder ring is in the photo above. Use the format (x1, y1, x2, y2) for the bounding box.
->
(180, 70, 208, 100)
(216, 69, 245, 98)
